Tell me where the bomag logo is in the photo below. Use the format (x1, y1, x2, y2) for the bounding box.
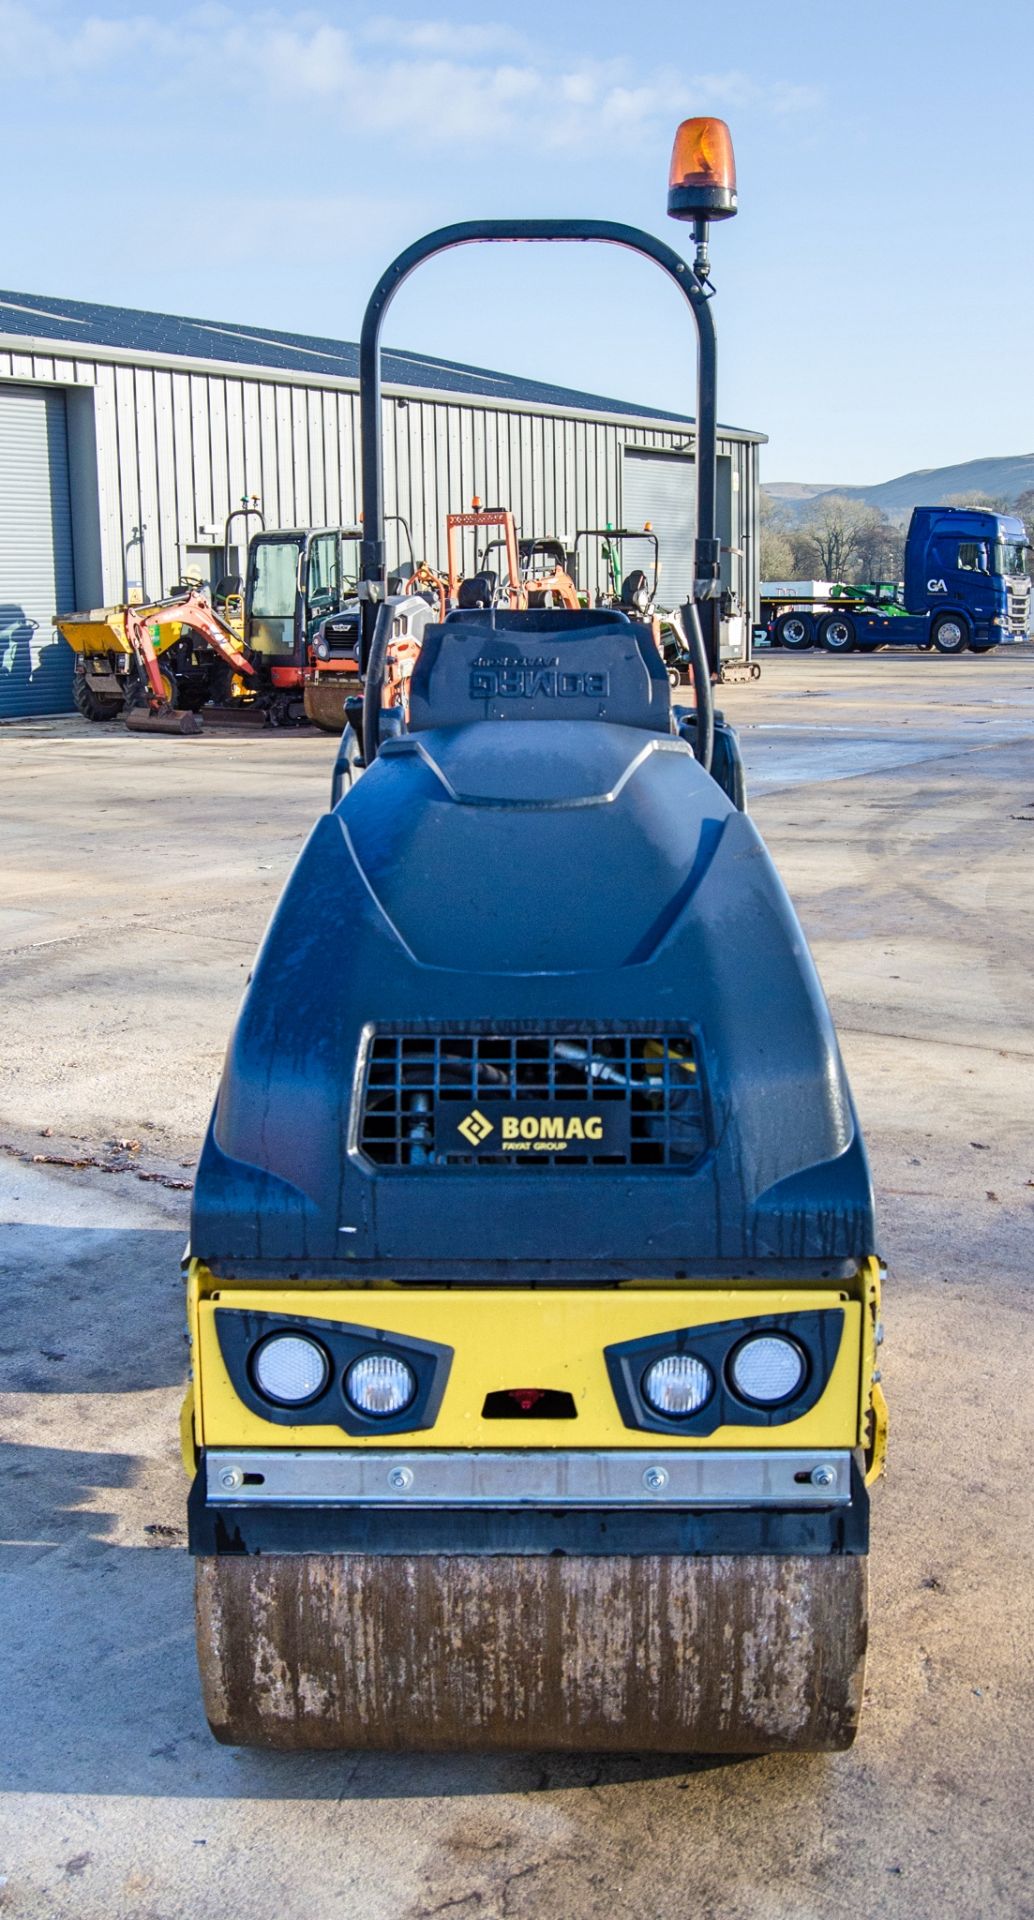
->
(470, 655, 609, 700)
(446, 1101, 623, 1157)
(455, 1108, 607, 1151)
(501, 1113, 604, 1149)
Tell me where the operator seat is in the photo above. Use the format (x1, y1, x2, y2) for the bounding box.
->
(620, 568, 651, 614)
(457, 571, 498, 610)
(407, 607, 671, 734)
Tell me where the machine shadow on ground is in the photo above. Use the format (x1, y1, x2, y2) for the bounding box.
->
(0, 1222, 188, 1394)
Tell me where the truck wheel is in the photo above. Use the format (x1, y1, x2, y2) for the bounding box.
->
(818, 614, 856, 653)
(931, 615, 969, 655)
(73, 666, 121, 723)
(774, 611, 814, 650)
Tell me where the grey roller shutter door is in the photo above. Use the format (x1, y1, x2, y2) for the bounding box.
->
(622, 448, 697, 611)
(0, 386, 76, 719)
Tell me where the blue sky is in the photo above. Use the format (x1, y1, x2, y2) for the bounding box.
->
(1, 0, 1030, 481)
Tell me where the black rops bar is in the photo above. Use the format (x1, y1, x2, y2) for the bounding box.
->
(356, 219, 721, 730)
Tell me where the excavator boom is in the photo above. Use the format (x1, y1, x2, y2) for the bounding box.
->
(124, 591, 255, 733)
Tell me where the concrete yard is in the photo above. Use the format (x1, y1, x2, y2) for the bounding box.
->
(1, 649, 1033, 1920)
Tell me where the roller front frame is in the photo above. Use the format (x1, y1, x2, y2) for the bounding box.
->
(185, 1259, 878, 1750)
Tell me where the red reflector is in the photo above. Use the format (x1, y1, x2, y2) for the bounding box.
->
(507, 1388, 545, 1412)
(482, 1388, 577, 1419)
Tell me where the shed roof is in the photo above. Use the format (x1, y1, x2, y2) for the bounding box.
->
(0, 289, 763, 439)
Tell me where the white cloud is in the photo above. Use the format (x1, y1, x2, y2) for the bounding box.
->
(198, 189, 414, 265)
(0, 3, 821, 145)
(360, 15, 530, 58)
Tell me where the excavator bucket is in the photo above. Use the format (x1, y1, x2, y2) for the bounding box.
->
(125, 705, 202, 736)
(303, 681, 351, 733)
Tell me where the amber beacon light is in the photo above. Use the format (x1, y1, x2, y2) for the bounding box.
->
(667, 117, 737, 221)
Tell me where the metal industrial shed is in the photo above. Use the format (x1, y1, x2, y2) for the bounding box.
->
(0, 289, 765, 718)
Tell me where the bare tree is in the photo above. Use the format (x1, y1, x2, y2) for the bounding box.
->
(788, 525, 822, 577)
(784, 496, 903, 584)
(853, 512, 905, 584)
(762, 492, 907, 585)
(805, 497, 871, 580)
(759, 495, 796, 579)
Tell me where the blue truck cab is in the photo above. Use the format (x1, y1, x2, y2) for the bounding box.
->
(898, 506, 1030, 652)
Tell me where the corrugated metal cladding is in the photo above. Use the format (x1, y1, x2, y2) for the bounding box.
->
(0, 298, 763, 715)
(623, 449, 746, 611)
(0, 386, 75, 718)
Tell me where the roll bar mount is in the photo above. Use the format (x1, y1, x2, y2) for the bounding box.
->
(357, 220, 721, 769)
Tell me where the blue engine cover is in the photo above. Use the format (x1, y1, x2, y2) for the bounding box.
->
(193, 620, 874, 1282)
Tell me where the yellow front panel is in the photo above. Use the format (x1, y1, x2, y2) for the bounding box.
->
(193, 1285, 861, 1452)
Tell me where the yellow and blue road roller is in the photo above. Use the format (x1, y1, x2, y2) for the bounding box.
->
(182, 118, 887, 1752)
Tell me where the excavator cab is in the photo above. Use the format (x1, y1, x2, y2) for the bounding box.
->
(244, 528, 361, 674)
(302, 517, 419, 734)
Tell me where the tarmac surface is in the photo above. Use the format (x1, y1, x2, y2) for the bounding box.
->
(1, 648, 1033, 1919)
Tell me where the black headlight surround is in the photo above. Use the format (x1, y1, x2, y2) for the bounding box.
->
(215, 1308, 453, 1435)
(604, 1309, 843, 1437)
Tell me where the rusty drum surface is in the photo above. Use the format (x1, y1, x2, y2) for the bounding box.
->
(196, 1552, 868, 1753)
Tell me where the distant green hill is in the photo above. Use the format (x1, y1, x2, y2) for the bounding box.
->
(764, 454, 1034, 524)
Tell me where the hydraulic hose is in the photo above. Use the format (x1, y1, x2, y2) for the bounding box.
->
(674, 601, 715, 774)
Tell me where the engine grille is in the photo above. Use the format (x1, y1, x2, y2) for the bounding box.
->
(357, 1026, 707, 1170)
(1007, 588, 1030, 634)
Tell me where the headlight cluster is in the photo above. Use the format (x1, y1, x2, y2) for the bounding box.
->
(605, 1310, 840, 1436)
(250, 1331, 417, 1417)
(215, 1307, 452, 1435)
(640, 1334, 804, 1418)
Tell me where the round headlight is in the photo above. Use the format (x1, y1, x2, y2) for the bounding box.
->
(730, 1334, 805, 1405)
(641, 1353, 713, 1417)
(345, 1352, 417, 1417)
(252, 1332, 329, 1405)
(316, 639, 330, 660)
